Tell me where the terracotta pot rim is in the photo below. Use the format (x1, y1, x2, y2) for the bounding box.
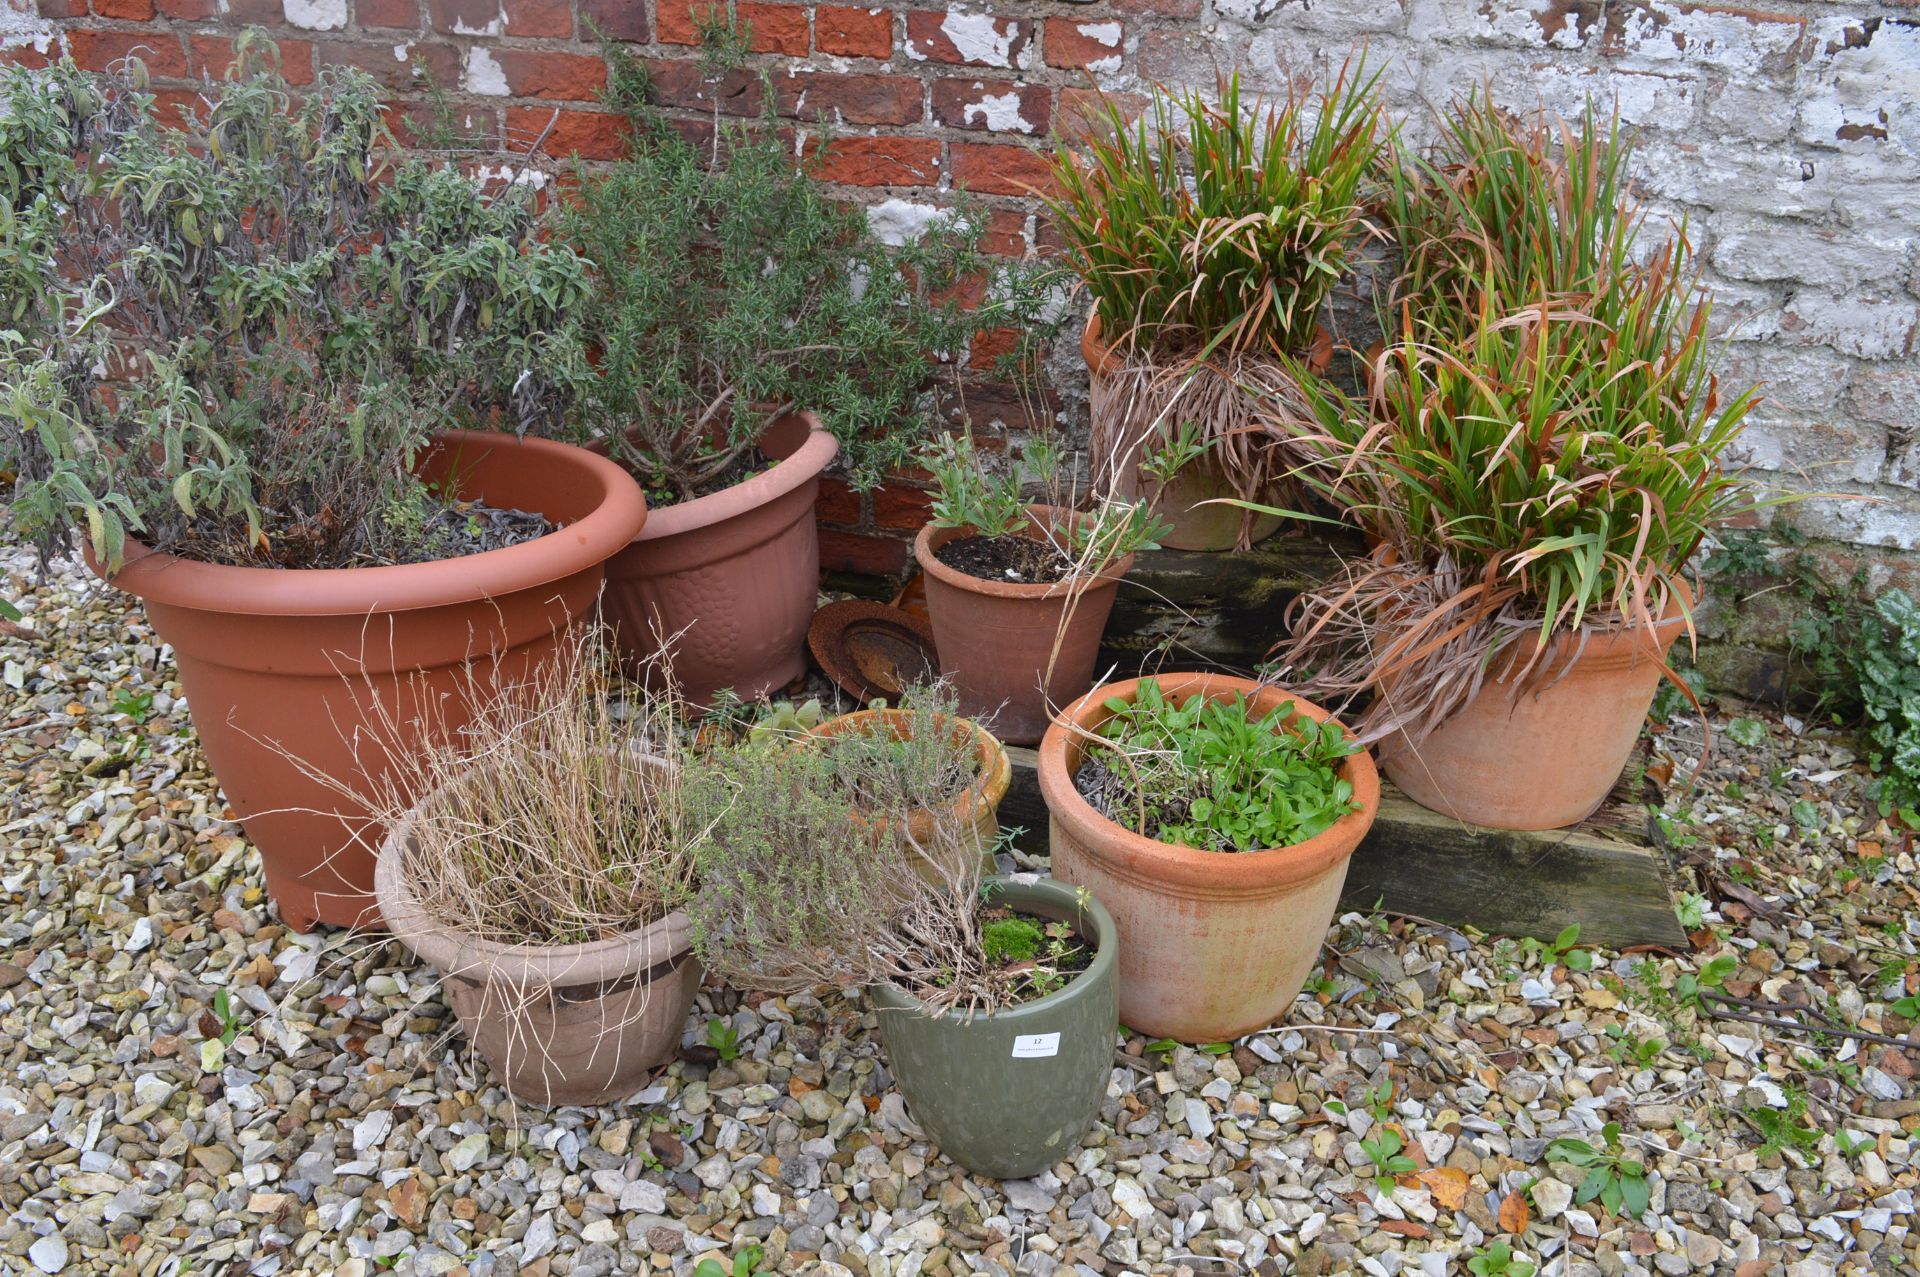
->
(100, 430, 649, 618)
(1038, 673, 1380, 896)
(629, 412, 839, 544)
(373, 756, 691, 985)
(1477, 578, 1697, 683)
(805, 707, 1013, 822)
(912, 505, 1135, 602)
(866, 874, 1117, 1023)
(1082, 311, 1335, 379)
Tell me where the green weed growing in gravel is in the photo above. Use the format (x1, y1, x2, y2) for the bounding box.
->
(1468, 1240, 1536, 1277)
(705, 1019, 741, 1062)
(694, 1247, 769, 1277)
(1359, 1125, 1417, 1197)
(1741, 1087, 1821, 1161)
(1547, 1122, 1652, 1218)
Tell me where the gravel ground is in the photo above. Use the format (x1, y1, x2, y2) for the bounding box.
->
(1, 545, 1915, 1277)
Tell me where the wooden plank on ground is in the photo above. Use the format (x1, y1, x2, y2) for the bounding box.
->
(995, 744, 1687, 951)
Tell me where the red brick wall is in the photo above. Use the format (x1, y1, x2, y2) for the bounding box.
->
(9, 0, 1919, 588)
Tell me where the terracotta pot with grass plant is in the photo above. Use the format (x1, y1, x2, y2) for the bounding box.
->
(912, 433, 1166, 745)
(688, 743, 1117, 1178)
(373, 629, 699, 1107)
(563, 61, 1054, 707)
(1269, 97, 1779, 830)
(0, 47, 646, 932)
(1039, 673, 1378, 1042)
(1047, 67, 1383, 551)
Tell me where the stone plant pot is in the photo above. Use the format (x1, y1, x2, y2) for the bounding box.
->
(913, 506, 1133, 747)
(1039, 673, 1379, 1042)
(805, 708, 1012, 875)
(599, 411, 837, 708)
(870, 875, 1118, 1179)
(1381, 584, 1693, 830)
(98, 431, 649, 933)
(1082, 313, 1333, 553)
(374, 764, 700, 1108)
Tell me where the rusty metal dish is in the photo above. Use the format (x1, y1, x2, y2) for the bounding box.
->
(807, 599, 939, 706)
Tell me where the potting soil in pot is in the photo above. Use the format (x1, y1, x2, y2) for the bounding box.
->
(932, 534, 1073, 585)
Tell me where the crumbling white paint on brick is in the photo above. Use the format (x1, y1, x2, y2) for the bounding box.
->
(1782, 293, 1920, 362)
(866, 198, 948, 246)
(450, 6, 503, 36)
(961, 88, 1040, 134)
(1797, 18, 1920, 156)
(933, 13, 1022, 69)
(282, 0, 348, 31)
(475, 164, 551, 191)
(1609, 2, 1803, 76)
(463, 48, 511, 97)
(0, 0, 55, 56)
(1071, 21, 1124, 76)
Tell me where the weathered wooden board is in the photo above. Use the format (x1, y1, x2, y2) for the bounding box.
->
(994, 744, 1687, 951)
(1096, 529, 1364, 675)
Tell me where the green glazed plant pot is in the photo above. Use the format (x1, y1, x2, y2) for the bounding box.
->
(869, 875, 1118, 1180)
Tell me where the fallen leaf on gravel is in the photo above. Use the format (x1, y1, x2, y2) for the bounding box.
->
(1498, 1190, 1530, 1234)
(1420, 1166, 1469, 1209)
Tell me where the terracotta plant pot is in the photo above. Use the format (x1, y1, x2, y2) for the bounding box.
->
(806, 708, 1013, 874)
(374, 775, 699, 1107)
(913, 506, 1133, 747)
(1039, 673, 1380, 1042)
(1381, 587, 1692, 831)
(600, 412, 838, 708)
(1082, 314, 1334, 553)
(871, 875, 1118, 1178)
(101, 431, 648, 933)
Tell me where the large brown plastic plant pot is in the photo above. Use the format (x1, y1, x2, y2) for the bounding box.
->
(1039, 673, 1379, 1043)
(599, 412, 838, 708)
(1082, 313, 1334, 553)
(805, 707, 1012, 875)
(913, 506, 1133, 747)
(1381, 584, 1692, 831)
(374, 775, 699, 1108)
(98, 431, 649, 933)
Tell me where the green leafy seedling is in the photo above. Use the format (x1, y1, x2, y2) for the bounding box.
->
(1359, 1126, 1417, 1196)
(1547, 1123, 1650, 1219)
(705, 1018, 740, 1062)
(1523, 923, 1594, 972)
(1468, 1240, 1536, 1277)
(1725, 717, 1766, 747)
(213, 988, 241, 1046)
(1835, 1129, 1875, 1160)
(1674, 953, 1738, 1011)
(693, 1245, 770, 1277)
(1673, 892, 1708, 930)
(112, 687, 155, 723)
(1742, 1088, 1821, 1160)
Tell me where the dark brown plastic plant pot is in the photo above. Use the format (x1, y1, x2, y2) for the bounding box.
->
(912, 505, 1132, 747)
(599, 411, 838, 709)
(807, 598, 939, 705)
(374, 765, 700, 1108)
(95, 431, 649, 933)
(1082, 312, 1333, 553)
